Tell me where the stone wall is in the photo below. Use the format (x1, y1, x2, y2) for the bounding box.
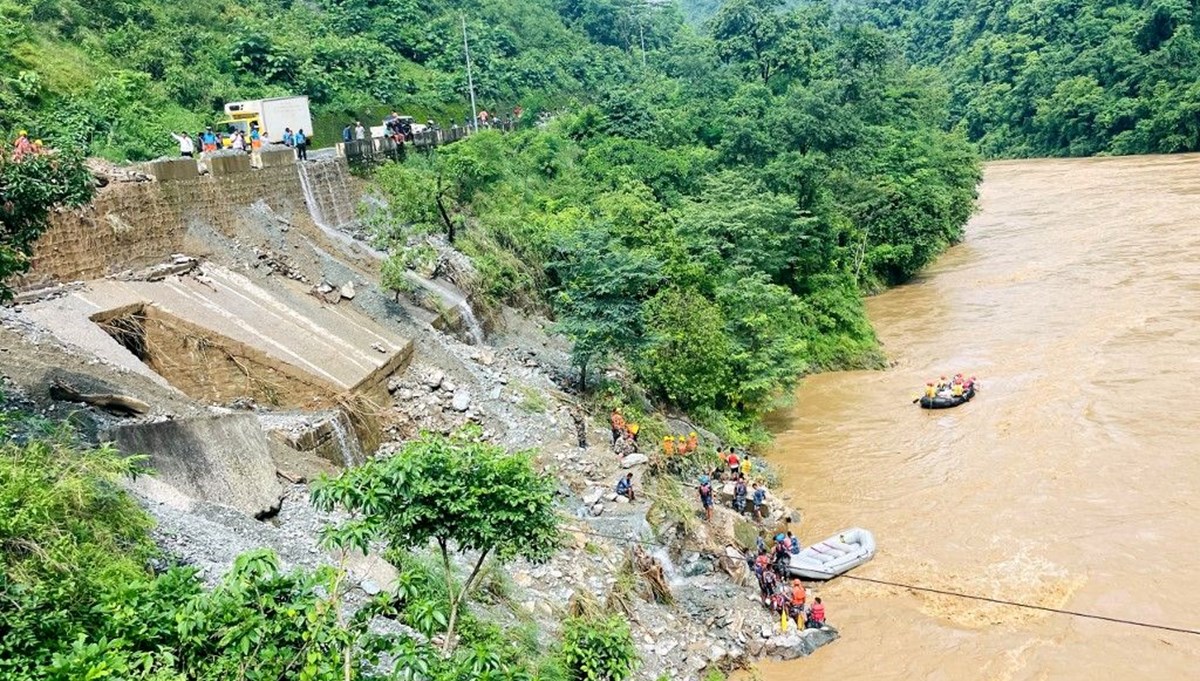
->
(13, 155, 357, 292)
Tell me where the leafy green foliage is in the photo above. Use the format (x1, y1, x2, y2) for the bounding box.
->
(559, 615, 637, 681)
(0, 142, 94, 298)
(845, 0, 1200, 157)
(0, 0, 637, 159)
(311, 428, 561, 653)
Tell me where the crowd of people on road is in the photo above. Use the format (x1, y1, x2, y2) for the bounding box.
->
(170, 123, 310, 160)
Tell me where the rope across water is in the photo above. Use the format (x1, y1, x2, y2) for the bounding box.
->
(565, 526, 1200, 637)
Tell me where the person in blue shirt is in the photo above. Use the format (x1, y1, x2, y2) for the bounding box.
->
(283, 128, 295, 147)
(615, 473, 635, 501)
(294, 129, 308, 160)
(342, 123, 352, 143)
(200, 127, 218, 153)
(752, 482, 767, 522)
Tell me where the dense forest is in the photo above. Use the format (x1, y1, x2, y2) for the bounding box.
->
(841, 0, 1200, 157)
(369, 0, 979, 439)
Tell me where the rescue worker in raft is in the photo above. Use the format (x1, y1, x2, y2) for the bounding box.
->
(924, 382, 936, 399)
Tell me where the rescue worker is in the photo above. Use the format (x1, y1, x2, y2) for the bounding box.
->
(925, 382, 936, 399)
(697, 475, 713, 521)
(752, 482, 767, 522)
(12, 130, 32, 159)
(808, 597, 826, 628)
(733, 475, 748, 513)
(686, 432, 698, 453)
(726, 450, 740, 476)
(676, 434, 686, 455)
(787, 530, 801, 554)
(662, 436, 675, 456)
(610, 409, 625, 445)
(249, 125, 262, 150)
(742, 453, 754, 477)
(951, 380, 964, 398)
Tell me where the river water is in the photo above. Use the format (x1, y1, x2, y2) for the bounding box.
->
(758, 156, 1200, 680)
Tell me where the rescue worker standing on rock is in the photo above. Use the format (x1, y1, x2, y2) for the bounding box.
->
(697, 475, 713, 522)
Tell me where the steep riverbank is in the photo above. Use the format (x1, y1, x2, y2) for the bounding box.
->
(757, 155, 1200, 680)
(1, 154, 841, 679)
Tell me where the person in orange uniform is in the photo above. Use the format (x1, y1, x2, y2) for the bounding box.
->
(662, 436, 675, 457)
(808, 597, 826, 628)
(686, 431, 698, 453)
(609, 409, 625, 445)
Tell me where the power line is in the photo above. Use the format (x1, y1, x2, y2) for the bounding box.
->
(566, 525, 1200, 638)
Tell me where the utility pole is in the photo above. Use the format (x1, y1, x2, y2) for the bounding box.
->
(640, 21, 647, 68)
(462, 15, 479, 133)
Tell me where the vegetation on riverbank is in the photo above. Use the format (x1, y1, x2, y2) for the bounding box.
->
(0, 413, 637, 680)
(371, 1, 980, 442)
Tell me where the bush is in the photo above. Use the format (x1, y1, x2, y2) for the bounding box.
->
(559, 615, 637, 681)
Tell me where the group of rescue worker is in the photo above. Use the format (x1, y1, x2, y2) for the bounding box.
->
(923, 373, 976, 399)
(7, 130, 47, 161)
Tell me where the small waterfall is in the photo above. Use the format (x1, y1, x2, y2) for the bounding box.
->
(329, 411, 364, 468)
(635, 518, 680, 583)
(457, 300, 485, 346)
(296, 163, 330, 230)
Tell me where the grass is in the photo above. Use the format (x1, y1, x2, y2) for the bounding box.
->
(517, 384, 549, 413)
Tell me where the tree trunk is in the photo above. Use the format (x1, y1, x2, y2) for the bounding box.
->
(435, 174, 455, 243)
(439, 541, 491, 656)
(438, 540, 458, 656)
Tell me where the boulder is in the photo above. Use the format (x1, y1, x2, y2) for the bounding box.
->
(341, 281, 357, 300)
(582, 488, 603, 506)
(620, 453, 649, 468)
(451, 390, 471, 412)
(110, 413, 283, 518)
(424, 370, 445, 390)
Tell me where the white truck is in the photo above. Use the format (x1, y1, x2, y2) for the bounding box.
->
(219, 95, 313, 145)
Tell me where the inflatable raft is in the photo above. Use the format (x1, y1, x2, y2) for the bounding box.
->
(919, 385, 976, 409)
(786, 528, 876, 580)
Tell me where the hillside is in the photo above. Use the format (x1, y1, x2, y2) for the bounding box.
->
(845, 0, 1200, 157)
(0, 0, 677, 159)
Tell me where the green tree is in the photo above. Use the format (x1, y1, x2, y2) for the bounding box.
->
(0, 144, 94, 299)
(550, 229, 661, 391)
(311, 429, 561, 654)
(636, 288, 732, 410)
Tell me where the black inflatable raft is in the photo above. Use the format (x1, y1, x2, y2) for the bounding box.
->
(919, 386, 976, 409)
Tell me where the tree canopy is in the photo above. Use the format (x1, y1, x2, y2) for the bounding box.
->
(311, 428, 560, 653)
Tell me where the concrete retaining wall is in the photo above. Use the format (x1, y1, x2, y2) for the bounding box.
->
(12, 158, 356, 292)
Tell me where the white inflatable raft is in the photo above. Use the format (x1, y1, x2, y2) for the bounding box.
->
(786, 527, 876, 580)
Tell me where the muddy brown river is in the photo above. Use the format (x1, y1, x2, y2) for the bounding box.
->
(757, 156, 1200, 679)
